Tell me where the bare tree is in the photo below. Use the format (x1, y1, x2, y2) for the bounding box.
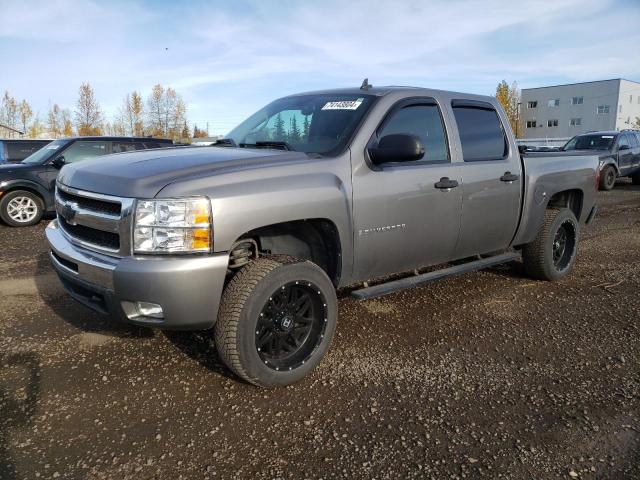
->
(146, 84, 187, 140)
(17, 100, 33, 134)
(1, 91, 19, 136)
(61, 109, 74, 137)
(75, 82, 103, 136)
(47, 103, 62, 138)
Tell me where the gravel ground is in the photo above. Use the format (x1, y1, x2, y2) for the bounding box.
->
(0, 181, 638, 480)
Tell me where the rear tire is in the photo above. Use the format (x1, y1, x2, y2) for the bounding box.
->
(0, 190, 44, 227)
(215, 256, 337, 388)
(632, 172, 640, 185)
(523, 208, 579, 281)
(599, 165, 616, 190)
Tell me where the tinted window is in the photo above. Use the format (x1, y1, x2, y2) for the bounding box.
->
(113, 141, 145, 153)
(617, 135, 630, 150)
(563, 134, 615, 151)
(61, 141, 108, 163)
(377, 104, 448, 163)
(452, 107, 507, 161)
(628, 133, 639, 148)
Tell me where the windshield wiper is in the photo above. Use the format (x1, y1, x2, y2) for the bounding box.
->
(239, 141, 293, 151)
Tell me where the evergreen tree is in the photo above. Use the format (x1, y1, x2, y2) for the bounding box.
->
(289, 116, 301, 143)
(273, 113, 286, 140)
(302, 115, 310, 140)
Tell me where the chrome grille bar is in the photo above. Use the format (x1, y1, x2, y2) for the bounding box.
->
(55, 182, 135, 257)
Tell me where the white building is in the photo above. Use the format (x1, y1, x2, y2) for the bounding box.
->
(520, 79, 640, 139)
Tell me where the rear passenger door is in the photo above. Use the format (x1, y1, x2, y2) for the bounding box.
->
(617, 133, 636, 174)
(450, 100, 521, 258)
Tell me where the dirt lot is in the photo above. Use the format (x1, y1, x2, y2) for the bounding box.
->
(0, 181, 638, 480)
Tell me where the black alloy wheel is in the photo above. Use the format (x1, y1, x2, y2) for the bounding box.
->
(255, 281, 327, 371)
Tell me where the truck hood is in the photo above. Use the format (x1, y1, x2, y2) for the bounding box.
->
(57, 146, 313, 198)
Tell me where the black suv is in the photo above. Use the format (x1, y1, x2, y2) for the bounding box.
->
(562, 130, 640, 190)
(0, 139, 52, 163)
(0, 136, 174, 227)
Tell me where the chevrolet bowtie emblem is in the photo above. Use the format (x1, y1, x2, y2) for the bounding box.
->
(61, 201, 79, 225)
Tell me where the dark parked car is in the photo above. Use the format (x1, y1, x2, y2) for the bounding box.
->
(0, 136, 174, 226)
(562, 130, 640, 190)
(0, 139, 52, 163)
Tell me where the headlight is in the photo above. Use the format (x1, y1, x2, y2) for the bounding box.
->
(133, 197, 212, 253)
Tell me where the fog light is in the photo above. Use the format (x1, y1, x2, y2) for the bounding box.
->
(136, 302, 164, 318)
(122, 301, 164, 319)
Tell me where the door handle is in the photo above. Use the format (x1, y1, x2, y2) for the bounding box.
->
(434, 177, 459, 190)
(500, 171, 519, 182)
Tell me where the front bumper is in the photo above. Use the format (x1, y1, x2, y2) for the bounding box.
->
(45, 220, 229, 330)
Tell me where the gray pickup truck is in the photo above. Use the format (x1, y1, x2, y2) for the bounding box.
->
(46, 85, 599, 387)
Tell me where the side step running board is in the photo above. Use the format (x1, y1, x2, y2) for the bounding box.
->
(350, 252, 521, 300)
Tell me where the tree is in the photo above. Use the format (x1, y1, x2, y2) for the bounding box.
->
(75, 82, 103, 136)
(272, 113, 286, 140)
(27, 116, 44, 138)
(118, 91, 145, 136)
(193, 124, 208, 138)
(495, 80, 520, 137)
(61, 109, 74, 137)
(288, 116, 301, 142)
(181, 121, 190, 140)
(18, 100, 33, 134)
(302, 115, 310, 140)
(633, 117, 640, 129)
(1, 91, 19, 136)
(47, 103, 62, 138)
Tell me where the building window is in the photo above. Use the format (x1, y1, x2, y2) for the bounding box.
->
(547, 119, 558, 127)
(571, 96, 584, 105)
(619, 105, 622, 113)
(547, 99, 560, 107)
(527, 101, 537, 108)
(630, 95, 633, 104)
(597, 105, 610, 114)
(570, 118, 582, 126)
(526, 120, 537, 128)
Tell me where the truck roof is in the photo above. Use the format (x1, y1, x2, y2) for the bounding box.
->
(289, 85, 496, 102)
(56, 136, 174, 142)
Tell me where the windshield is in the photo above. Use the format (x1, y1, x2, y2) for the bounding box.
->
(225, 93, 375, 156)
(563, 134, 616, 151)
(21, 139, 68, 164)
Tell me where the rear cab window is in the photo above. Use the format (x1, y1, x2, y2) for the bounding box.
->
(451, 101, 508, 161)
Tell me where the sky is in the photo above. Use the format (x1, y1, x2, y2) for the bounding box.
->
(1, 0, 639, 135)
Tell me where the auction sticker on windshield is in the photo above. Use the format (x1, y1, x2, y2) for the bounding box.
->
(322, 98, 364, 110)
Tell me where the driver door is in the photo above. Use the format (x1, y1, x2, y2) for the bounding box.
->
(351, 98, 462, 281)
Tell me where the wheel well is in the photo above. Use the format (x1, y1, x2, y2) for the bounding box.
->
(234, 219, 342, 286)
(547, 189, 583, 220)
(1, 186, 46, 205)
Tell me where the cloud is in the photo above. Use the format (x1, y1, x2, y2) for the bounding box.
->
(0, 0, 638, 134)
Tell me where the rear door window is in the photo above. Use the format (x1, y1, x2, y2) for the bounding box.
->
(61, 141, 109, 163)
(451, 105, 508, 161)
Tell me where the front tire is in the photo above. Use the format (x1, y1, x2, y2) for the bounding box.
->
(632, 172, 640, 185)
(523, 208, 580, 281)
(215, 256, 338, 387)
(599, 165, 616, 191)
(0, 190, 44, 227)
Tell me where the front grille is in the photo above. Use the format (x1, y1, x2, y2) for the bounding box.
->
(57, 188, 121, 216)
(56, 183, 134, 256)
(59, 217, 120, 250)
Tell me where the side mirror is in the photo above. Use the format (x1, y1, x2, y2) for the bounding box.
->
(368, 134, 425, 165)
(51, 156, 66, 169)
(618, 144, 630, 151)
